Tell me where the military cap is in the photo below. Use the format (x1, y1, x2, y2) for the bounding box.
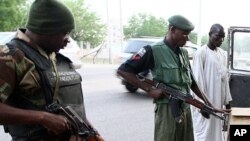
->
(168, 15, 194, 31)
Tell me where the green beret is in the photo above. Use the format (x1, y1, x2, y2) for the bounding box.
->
(26, 0, 75, 35)
(168, 15, 194, 31)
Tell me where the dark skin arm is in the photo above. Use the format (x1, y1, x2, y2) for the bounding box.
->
(117, 70, 163, 98)
(190, 76, 231, 113)
(188, 61, 231, 113)
(118, 70, 230, 114)
(190, 76, 212, 106)
(0, 103, 70, 135)
(0, 102, 104, 140)
(84, 119, 105, 141)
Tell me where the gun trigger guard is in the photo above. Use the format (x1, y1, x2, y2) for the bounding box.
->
(136, 74, 145, 81)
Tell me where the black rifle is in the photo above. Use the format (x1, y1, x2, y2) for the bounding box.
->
(46, 102, 98, 139)
(222, 114, 229, 131)
(137, 75, 227, 121)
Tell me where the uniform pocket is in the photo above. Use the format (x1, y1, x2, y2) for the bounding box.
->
(161, 63, 181, 83)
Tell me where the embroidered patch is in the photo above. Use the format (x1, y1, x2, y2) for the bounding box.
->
(138, 48, 146, 57)
(131, 48, 146, 60)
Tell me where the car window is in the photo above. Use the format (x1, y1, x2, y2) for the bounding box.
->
(0, 32, 15, 45)
(232, 32, 250, 71)
(124, 40, 154, 53)
(183, 46, 198, 59)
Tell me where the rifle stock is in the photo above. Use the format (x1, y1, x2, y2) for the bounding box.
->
(137, 74, 226, 121)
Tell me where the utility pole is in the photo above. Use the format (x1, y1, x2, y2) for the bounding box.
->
(106, 0, 113, 64)
(197, 0, 202, 46)
(119, 0, 124, 51)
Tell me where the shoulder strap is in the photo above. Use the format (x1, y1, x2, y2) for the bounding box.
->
(7, 39, 53, 105)
(7, 39, 50, 70)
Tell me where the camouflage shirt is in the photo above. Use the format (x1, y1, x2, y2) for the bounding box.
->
(0, 29, 55, 105)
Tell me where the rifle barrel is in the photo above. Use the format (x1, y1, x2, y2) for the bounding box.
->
(137, 74, 226, 121)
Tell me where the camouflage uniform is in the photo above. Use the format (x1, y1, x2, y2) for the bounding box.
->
(0, 29, 86, 141)
(0, 30, 42, 104)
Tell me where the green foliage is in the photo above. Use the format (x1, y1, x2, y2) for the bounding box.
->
(192, 34, 209, 46)
(123, 13, 209, 47)
(124, 13, 167, 39)
(0, 0, 105, 48)
(189, 32, 197, 44)
(0, 0, 29, 31)
(62, 0, 106, 47)
(201, 35, 209, 46)
(233, 33, 250, 52)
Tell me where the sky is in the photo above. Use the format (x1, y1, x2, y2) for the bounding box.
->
(85, 0, 250, 35)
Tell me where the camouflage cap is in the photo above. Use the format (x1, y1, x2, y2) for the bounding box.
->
(168, 15, 194, 31)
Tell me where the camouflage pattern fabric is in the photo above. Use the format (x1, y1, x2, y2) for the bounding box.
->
(0, 41, 45, 104)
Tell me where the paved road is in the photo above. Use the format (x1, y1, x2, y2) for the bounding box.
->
(80, 64, 154, 141)
(0, 64, 154, 141)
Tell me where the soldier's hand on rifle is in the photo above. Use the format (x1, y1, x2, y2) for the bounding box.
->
(69, 134, 105, 141)
(223, 103, 232, 113)
(69, 135, 84, 141)
(96, 135, 105, 141)
(213, 107, 231, 114)
(222, 109, 231, 113)
(148, 88, 164, 99)
(40, 112, 70, 135)
(87, 135, 105, 141)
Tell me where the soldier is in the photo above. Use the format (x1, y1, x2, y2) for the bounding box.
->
(0, 0, 104, 140)
(117, 15, 219, 141)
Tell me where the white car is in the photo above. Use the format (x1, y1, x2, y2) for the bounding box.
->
(119, 37, 162, 64)
(0, 32, 82, 69)
(59, 37, 83, 69)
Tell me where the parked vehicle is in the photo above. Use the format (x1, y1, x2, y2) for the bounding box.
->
(118, 37, 198, 93)
(184, 41, 199, 59)
(227, 27, 250, 107)
(118, 37, 162, 64)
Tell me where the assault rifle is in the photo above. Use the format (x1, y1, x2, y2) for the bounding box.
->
(46, 102, 99, 141)
(222, 114, 229, 131)
(137, 75, 228, 121)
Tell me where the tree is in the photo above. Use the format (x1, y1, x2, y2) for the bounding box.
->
(0, 0, 29, 31)
(123, 13, 203, 46)
(123, 13, 167, 39)
(62, 0, 106, 48)
(188, 32, 208, 46)
(0, 0, 105, 48)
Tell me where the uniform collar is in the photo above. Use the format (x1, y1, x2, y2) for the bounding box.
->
(163, 37, 181, 55)
(16, 28, 55, 60)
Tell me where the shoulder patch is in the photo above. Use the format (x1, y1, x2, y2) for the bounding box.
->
(131, 48, 146, 60)
(138, 48, 146, 57)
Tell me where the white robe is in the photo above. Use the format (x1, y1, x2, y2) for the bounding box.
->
(191, 45, 232, 141)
